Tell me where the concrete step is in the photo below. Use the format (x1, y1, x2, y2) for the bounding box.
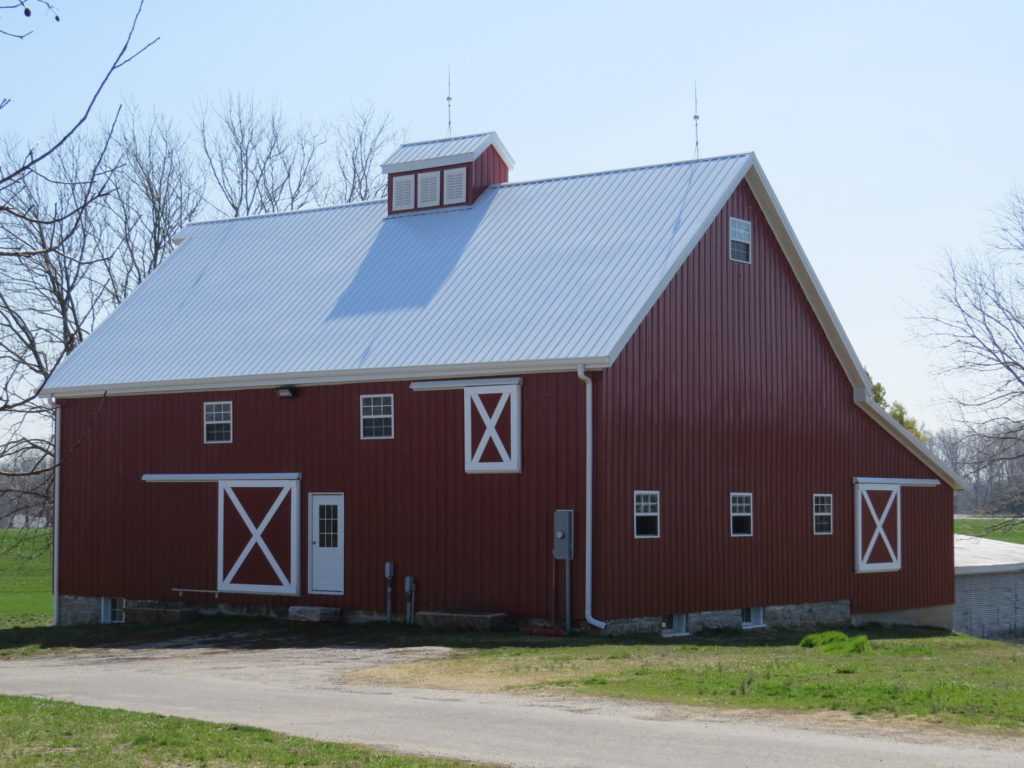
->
(287, 606, 341, 623)
(415, 610, 508, 631)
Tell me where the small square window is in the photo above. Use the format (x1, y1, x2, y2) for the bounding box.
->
(729, 217, 752, 264)
(730, 492, 753, 537)
(101, 597, 126, 625)
(204, 401, 232, 444)
(360, 394, 394, 439)
(741, 606, 764, 629)
(662, 613, 689, 637)
(634, 490, 661, 539)
(813, 493, 834, 536)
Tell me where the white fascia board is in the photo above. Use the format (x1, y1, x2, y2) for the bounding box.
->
(44, 357, 608, 399)
(410, 376, 521, 392)
(605, 153, 755, 364)
(143, 473, 301, 483)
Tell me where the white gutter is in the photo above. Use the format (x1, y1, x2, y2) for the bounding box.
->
(577, 365, 606, 630)
(52, 404, 61, 626)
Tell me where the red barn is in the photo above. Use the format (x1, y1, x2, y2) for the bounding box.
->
(44, 133, 961, 633)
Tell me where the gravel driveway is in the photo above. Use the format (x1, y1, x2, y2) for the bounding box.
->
(1, 633, 1021, 768)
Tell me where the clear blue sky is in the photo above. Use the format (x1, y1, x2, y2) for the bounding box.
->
(4, 0, 1022, 429)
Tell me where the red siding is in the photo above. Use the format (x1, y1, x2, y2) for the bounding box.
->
(57, 179, 953, 623)
(593, 180, 954, 619)
(58, 374, 586, 620)
(386, 145, 509, 214)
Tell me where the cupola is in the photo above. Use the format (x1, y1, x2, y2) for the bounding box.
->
(381, 132, 514, 215)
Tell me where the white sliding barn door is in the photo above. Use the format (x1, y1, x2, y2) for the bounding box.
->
(217, 479, 300, 594)
(854, 482, 901, 573)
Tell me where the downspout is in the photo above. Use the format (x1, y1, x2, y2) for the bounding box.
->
(577, 366, 606, 630)
(52, 402, 61, 626)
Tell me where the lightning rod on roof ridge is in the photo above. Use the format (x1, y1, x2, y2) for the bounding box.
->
(693, 82, 700, 160)
(447, 67, 454, 138)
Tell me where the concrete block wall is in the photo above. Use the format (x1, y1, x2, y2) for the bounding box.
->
(955, 571, 1024, 638)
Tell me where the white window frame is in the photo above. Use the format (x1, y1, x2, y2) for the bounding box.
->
(633, 490, 661, 539)
(741, 606, 765, 629)
(730, 492, 753, 538)
(359, 394, 395, 440)
(813, 493, 834, 536)
(662, 613, 689, 637)
(392, 174, 414, 211)
(203, 401, 233, 445)
(416, 170, 441, 208)
(729, 216, 752, 264)
(443, 166, 467, 205)
(464, 383, 521, 473)
(100, 597, 126, 625)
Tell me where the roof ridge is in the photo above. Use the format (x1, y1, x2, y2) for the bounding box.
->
(185, 152, 753, 229)
(396, 132, 491, 148)
(497, 152, 753, 190)
(187, 197, 385, 228)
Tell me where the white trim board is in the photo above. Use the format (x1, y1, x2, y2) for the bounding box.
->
(410, 376, 522, 392)
(853, 477, 941, 488)
(143, 473, 301, 483)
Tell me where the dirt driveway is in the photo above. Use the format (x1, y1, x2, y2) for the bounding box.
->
(1, 632, 1021, 768)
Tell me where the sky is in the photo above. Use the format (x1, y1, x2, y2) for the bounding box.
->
(3, 0, 1022, 430)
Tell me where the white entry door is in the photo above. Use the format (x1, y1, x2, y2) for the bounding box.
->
(308, 493, 344, 594)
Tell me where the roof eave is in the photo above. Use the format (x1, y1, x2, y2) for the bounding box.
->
(42, 356, 611, 400)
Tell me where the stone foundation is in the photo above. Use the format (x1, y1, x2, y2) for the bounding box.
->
(603, 600, 851, 636)
(57, 595, 103, 626)
(853, 603, 954, 631)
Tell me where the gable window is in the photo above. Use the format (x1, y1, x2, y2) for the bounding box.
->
(729, 217, 752, 264)
(392, 174, 414, 211)
(101, 597, 126, 625)
(633, 490, 661, 539)
(741, 606, 765, 629)
(417, 171, 441, 208)
(204, 401, 232, 444)
(360, 394, 394, 440)
(464, 383, 521, 473)
(444, 167, 467, 205)
(730, 492, 753, 537)
(813, 493, 834, 535)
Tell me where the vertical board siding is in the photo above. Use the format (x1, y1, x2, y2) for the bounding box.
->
(594, 180, 953, 619)
(58, 373, 586, 618)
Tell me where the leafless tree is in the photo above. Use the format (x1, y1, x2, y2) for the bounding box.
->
(0, 1, 156, 558)
(329, 105, 397, 203)
(922, 189, 1024, 526)
(100, 109, 206, 304)
(198, 93, 326, 217)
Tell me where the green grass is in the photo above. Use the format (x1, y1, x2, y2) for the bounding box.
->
(955, 517, 1024, 545)
(0, 695, 484, 767)
(0, 530, 52, 629)
(354, 626, 1024, 732)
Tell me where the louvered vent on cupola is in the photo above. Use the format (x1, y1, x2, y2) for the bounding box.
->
(381, 132, 514, 215)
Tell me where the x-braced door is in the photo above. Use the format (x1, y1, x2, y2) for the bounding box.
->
(854, 483, 901, 573)
(217, 479, 300, 594)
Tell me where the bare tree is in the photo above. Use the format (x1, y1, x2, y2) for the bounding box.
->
(922, 189, 1024, 525)
(100, 109, 206, 304)
(329, 105, 397, 203)
(198, 93, 325, 217)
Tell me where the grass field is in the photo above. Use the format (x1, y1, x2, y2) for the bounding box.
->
(352, 627, 1024, 731)
(0, 530, 52, 630)
(0, 695, 484, 767)
(955, 517, 1024, 545)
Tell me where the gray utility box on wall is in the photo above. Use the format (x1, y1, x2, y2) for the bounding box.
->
(553, 509, 574, 561)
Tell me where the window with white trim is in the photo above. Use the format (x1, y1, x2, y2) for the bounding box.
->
(813, 493, 833, 536)
(392, 174, 414, 211)
(204, 401, 232, 444)
(741, 606, 764, 629)
(417, 170, 441, 208)
(633, 490, 661, 539)
(464, 384, 521, 473)
(360, 394, 394, 439)
(729, 217, 752, 264)
(444, 166, 467, 205)
(730, 492, 753, 537)
(101, 597, 126, 624)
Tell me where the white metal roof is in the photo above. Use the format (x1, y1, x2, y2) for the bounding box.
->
(44, 153, 751, 397)
(381, 132, 515, 174)
(955, 533, 1024, 575)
